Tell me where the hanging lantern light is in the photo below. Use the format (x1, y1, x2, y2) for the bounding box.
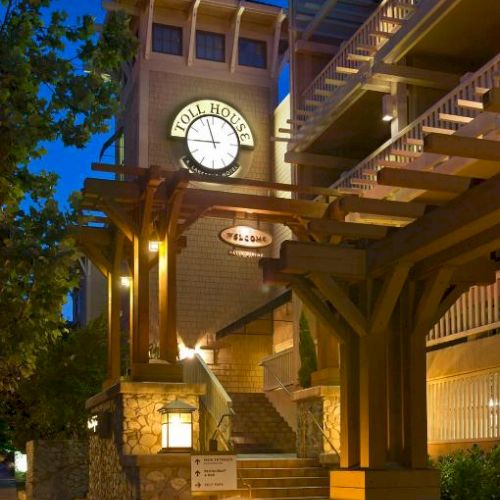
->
(120, 260, 132, 288)
(148, 223, 160, 253)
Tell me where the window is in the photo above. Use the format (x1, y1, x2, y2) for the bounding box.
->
(239, 38, 267, 69)
(196, 31, 225, 62)
(152, 24, 182, 55)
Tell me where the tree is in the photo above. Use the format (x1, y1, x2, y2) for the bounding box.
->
(0, 1, 137, 391)
(0, 316, 107, 450)
(298, 312, 317, 388)
(0, 0, 138, 203)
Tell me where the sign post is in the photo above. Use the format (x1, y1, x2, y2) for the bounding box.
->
(191, 454, 237, 494)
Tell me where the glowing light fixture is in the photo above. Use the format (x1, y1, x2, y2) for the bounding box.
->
(158, 400, 196, 452)
(120, 276, 131, 288)
(149, 226, 160, 253)
(382, 94, 396, 122)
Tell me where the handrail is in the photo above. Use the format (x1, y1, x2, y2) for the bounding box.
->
(332, 53, 500, 191)
(182, 353, 233, 448)
(262, 348, 295, 391)
(299, 0, 421, 116)
(261, 362, 340, 459)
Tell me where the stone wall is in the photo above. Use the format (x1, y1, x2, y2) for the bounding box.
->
(86, 382, 205, 500)
(26, 440, 88, 500)
(293, 386, 341, 460)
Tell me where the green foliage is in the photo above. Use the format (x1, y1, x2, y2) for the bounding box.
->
(434, 445, 500, 499)
(298, 313, 317, 388)
(0, 0, 138, 391)
(0, 175, 79, 393)
(0, 317, 107, 450)
(0, 0, 138, 203)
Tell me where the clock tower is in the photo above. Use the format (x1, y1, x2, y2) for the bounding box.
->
(113, 0, 287, 350)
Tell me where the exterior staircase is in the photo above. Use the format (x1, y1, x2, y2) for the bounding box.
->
(234, 458, 330, 499)
(229, 392, 296, 454)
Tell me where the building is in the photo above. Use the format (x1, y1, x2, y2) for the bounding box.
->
(64, 0, 500, 498)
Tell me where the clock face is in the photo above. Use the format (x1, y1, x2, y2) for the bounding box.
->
(186, 116, 239, 174)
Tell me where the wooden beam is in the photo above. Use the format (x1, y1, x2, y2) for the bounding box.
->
(144, 0, 155, 60)
(230, 2, 245, 73)
(187, 0, 201, 66)
(307, 219, 388, 240)
(271, 10, 286, 77)
(370, 262, 411, 334)
(284, 151, 357, 170)
(260, 258, 291, 285)
(84, 178, 140, 202)
(412, 224, 500, 279)
(302, 0, 340, 40)
(141, 167, 163, 237)
(291, 277, 350, 344)
(368, 174, 500, 274)
(100, 197, 139, 242)
(310, 273, 368, 337)
(483, 87, 500, 113)
(371, 62, 460, 90)
(73, 226, 112, 246)
(78, 241, 112, 277)
(280, 240, 366, 279)
(377, 167, 475, 194)
(424, 133, 500, 161)
(182, 189, 329, 219)
(330, 196, 426, 220)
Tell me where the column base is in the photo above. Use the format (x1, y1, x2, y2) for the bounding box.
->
(131, 362, 183, 382)
(331, 469, 440, 500)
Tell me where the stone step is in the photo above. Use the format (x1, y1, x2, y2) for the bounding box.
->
(235, 486, 330, 498)
(239, 467, 328, 478)
(238, 476, 328, 488)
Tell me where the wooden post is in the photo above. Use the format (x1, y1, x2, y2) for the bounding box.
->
(339, 336, 360, 468)
(107, 233, 124, 382)
(133, 235, 150, 364)
(159, 234, 178, 362)
(359, 330, 388, 468)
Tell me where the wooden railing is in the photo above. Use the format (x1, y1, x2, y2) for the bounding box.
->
(428, 369, 500, 442)
(262, 348, 296, 391)
(427, 273, 500, 347)
(332, 53, 500, 191)
(182, 353, 233, 447)
(299, 0, 420, 117)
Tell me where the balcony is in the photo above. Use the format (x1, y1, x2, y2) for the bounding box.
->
(290, 0, 500, 153)
(331, 53, 500, 196)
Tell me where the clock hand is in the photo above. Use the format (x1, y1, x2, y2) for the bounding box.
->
(190, 139, 221, 144)
(207, 120, 217, 149)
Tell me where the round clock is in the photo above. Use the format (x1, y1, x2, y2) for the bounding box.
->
(186, 115, 239, 175)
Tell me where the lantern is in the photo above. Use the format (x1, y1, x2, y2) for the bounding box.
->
(158, 400, 196, 452)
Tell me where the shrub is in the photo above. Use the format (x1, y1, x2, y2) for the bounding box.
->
(298, 313, 317, 388)
(435, 445, 500, 499)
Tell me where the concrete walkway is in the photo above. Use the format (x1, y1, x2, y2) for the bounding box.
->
(0, 463, 17, 500)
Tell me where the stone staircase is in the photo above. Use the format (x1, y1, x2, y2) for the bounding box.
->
(229, 393, 296, 454)
(235, 457, 330, 499)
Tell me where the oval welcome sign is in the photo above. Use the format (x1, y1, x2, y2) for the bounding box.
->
(219, 225, 272, 249)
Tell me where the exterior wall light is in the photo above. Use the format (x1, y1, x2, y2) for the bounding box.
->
(148, 240, 160, 252)
(120, 276, 131, 288)
(158, 400, 196, 452)
(382, 94, 396, 122)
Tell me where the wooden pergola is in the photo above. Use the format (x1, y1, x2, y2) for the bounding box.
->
(77, 131, 500, 473)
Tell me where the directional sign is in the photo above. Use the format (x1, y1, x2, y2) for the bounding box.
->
(191, 455, 237, 492)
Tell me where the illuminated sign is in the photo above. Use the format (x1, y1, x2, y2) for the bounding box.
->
(170, 100, 254, 177)
(219, 226, 272, 249)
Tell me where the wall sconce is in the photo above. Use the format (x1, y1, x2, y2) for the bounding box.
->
(120, 260, 131, 288)
(158, 400, 196, 452)
(382, 94, 396, 122)
(148, 226, 160, 253)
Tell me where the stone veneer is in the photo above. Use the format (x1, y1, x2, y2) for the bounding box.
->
(26, 440, 88, 499)
(86, 381, 205, 499)
(293, 386, 341, 461)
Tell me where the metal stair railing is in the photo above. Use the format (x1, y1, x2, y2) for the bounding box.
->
(260, 362, 341, 459)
